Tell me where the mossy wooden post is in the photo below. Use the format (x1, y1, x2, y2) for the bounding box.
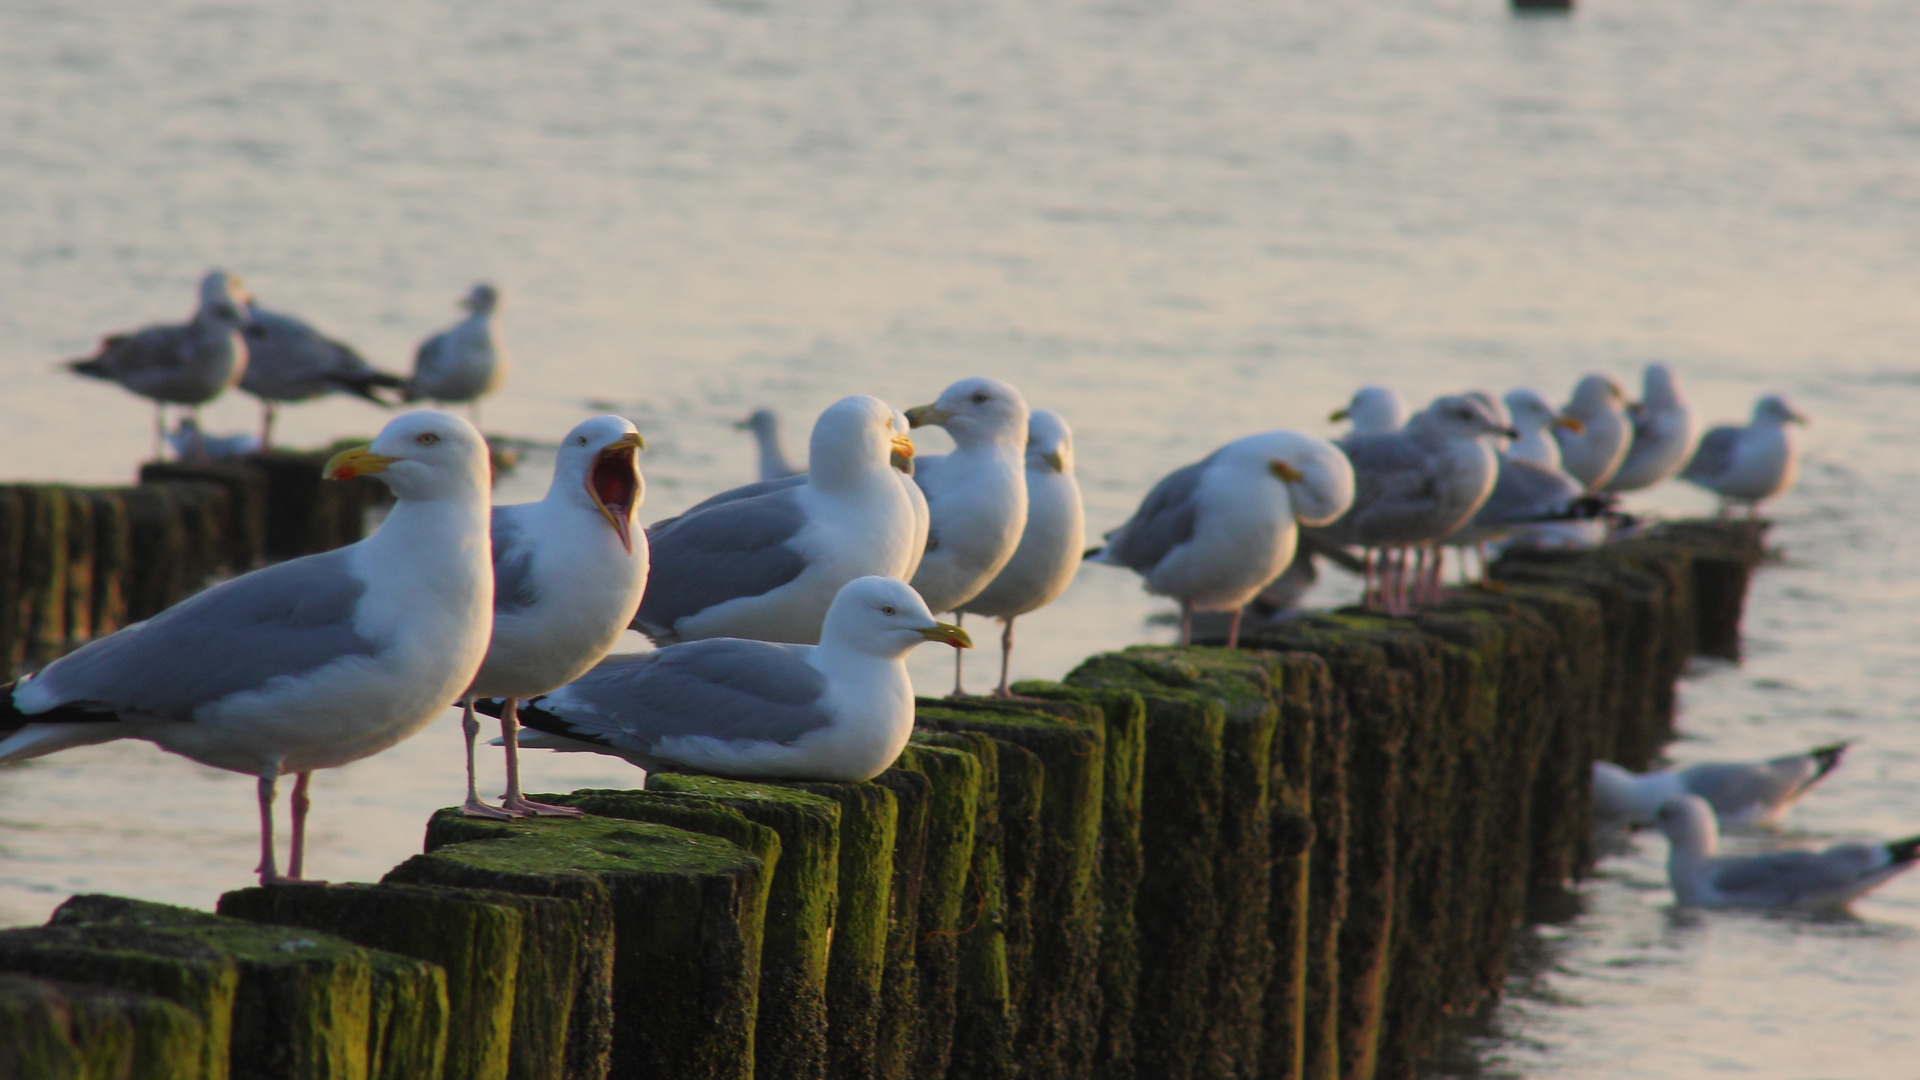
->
(1661, 520, 1766, 660)
(11, 485, 69, 667)
(766, 779, 897, 1080)
(1255, 652, 1326, 1080)
(0, 487, 24, 672)
(60, 489, 94, 650)
(917, 696, 1105, 1080)
(255, 451, 379, 559)
(916, 730, 1018, 1080)
(899, 744, 983, 1080)
(872, 763, 932, 1080)
(637, 777, 840, 1080)
(139, 461, 269, 572)
(155, 481, 232, 585)
(88, 489, 131, 639)
(121, 486, 188, 621)
(398, 812, 768, 1080)
(0, 971, 206, 1080)
(1064, 650, 1227, 1080)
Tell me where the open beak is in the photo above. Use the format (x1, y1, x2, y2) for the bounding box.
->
(1270, 460, 1304, 483)
(906, 405, 954, 429)
(916, 622, 974, 649)
(1042, 450, 1066, 474)
(1553, 415, 1584, 433)
(325, 445, 398, 480)
(586, 433, 646, 555)
(1328, 408, 1350, 422)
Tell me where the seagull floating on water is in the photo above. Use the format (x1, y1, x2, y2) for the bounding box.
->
(502, 577, 970, 782)
(1605, 362, 1697, 493)
(907, 377, 1032, 622)
(1657, 794, 1920, 909)
(1681, 394, 1807, 517)
(459, 416, 649, 820)
(736, 408, 803, 481)
(240, 295, 404, 450)
(1594, 742, 1848, 831)
(0, 411, 494, 884)
(407, 283, 508, 421)
(1553, 375, 1632, 492)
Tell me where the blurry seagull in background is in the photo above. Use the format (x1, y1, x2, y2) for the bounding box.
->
(736, 408, 804, 481)
(407, 283, 509, 423)
(1594, 742, 1849, 831)
(1330, 385, 1410, 436)
(1657, 793, 1920, 909)
(240, 291, 405, 450)
(1553, 374, 1633, 492)
(1605, 362, 1698, 494)
(1681, 394, 1807, 517)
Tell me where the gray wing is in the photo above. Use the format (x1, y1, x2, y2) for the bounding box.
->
(490, 509, 540, 615)
(72, 325, 202, 390)
(634, 486, 811, 633)
(21, 549, 376, 722)
(1472, 456, 1585, 527)
(1681, 426, 1740, 482)
(241, 306, 389, 400)
(649, 474, 808, 532)
(1709, 846, 1881, 904)
(1318, 433, 1446, 544)
(519, 639, 833, 753)
(1099, 460, 1208, 573)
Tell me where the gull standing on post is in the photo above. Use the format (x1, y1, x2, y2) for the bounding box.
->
(1492, 388, 1606, 553)
(1680, 395, 1807, 517)
(1605, 363, 1697, 493)
(634, 395, 918, 645)
(501, 577, 971, 782)
(0, 411, 494, 884)
(956, 410, 1085, 696)
(459, 416, 649, 819)
(1330, 386, 1409, 436)
(67, 269, 250, 458)
(240, 294, 404, 450)
(1657, 794, 1920, 909)
(1552, 374, 1632, 492)
(736, 408, 803, 481)
(1091, 430, 1354, 646)
(1593, 742, 1848, 831)
(407, 283, 508, 421)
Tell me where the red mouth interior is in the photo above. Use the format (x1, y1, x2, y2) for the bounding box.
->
(592, 449, 638, 517)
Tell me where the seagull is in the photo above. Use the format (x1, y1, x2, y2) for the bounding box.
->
(1330, 386, 1409, 436)
(67, 269, 250, 458)
(165, 418, 260, 462)
(1552, 375, 1632, 492)
(633, 395, 919, 646)
(1503, 389, 1580, 471)
(1604, 362, 1697, 493)
(1594, 742, 1848, 830)
(240, 297, 404, 450)
(1680, 394, 1807, 517)
(1657, 794, 1920, 909)
(1091, 430, 1354, 646)
(459, 416, 649, 820)
(1308, 395, 1514, 613)
(955, 409, 1085, 697)
(0, 411, 494, 884)
(735, 408, 803, 481)
(498, 577, 971, 783)
(906, 377, 1031, 616)
(407, 283, 508, 421)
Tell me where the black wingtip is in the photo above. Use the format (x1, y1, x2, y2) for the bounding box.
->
(1886, 834, 1920, 866)
(1810, 741, 1851, 782)
(1083, 546, 1104, 560)
(470, 697, 507, 720)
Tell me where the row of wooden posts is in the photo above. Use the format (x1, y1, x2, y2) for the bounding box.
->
(0, 511, 1765, 1080)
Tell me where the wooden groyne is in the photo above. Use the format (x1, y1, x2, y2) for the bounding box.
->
(0, 521, 1766, 1080)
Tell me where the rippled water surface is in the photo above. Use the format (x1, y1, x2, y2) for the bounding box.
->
(4, 0, 1920, 1074)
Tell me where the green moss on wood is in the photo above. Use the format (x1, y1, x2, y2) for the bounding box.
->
(87, 490, 130, 640)
(138, 461, 269, 572)
(121, 486, 188, 621)
(8, 485, 69, 666)
(0, 974, 86, 1080)
(60, 490, 94, 650)
(0, 488, 24, 673)
(897, 743, 982, 1080)
(871, 763, 932, 1080)
(1260, 652, 1327, 1080)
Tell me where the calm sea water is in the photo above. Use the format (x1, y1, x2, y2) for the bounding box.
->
(4, 0, 1919, 1074)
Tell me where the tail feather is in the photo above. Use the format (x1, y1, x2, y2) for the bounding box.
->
(505, 697, 619, 748)
(1808, 741, 1850, 784)
(1885, 834, 1920, 867)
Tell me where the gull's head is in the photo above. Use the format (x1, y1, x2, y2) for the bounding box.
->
(1755, 394, 1808, 426)
(890, 408, 915, 476)
(1420, 394, 1519, 443)
(1654, 794, 1718, 852)
(326, 410, 490, 502)
(1643, 362, 1683, 407)
(1503, 388, 1579, 436)
(809, 395, 906, 483)
(907, 377, 1029, 449)
(1568, 374, 1627, 416)
(735, 408, 779, 438)
(1464, 390, 1514, 447)
(1218, 431, 1356, 527)
(462, 283, 500, 315)
(1025, 409, 1075, 476)
(1331, 386, 1408, 435)
(198, 270, 250, 324)
(822, 576, 973, 658)
(554, 415, 646, 554)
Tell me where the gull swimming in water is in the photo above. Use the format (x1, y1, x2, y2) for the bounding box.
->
(956, 409, 1085, 696)
(0, 411, 494, 884)
(240, 295, 404, 449)
(1657, 794, 1920, 909)
(459, 416, 649, 820)
(633, 395, 918, 646)
(1092, 430, 1354, 646)
(407, 283, 508, 421)
(1594, 742, 1848, 830)
(500, 577, 971, 782)
(1680, 394, 1807, 517)
(906, 377, 1032, 618)
(1553, 375, 1632, 492)
(67, 269, 251, 458)
(736, 408, 803, 481)
(1605, 362, 1697, 493)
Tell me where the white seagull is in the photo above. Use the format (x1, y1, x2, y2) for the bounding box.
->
(736, 408, 804, 481)
(407, 283, 508, 420)
(956, 409, 1085, 697)
(1657, 794, 1920, 909)
(502, 577, 971, 782)
(894, 407, 932, 582)
(240, 295, 404, 450)
(1330, 386, 1410, 436)
(68, 269, 251, 457)
(0, 411, 494, 884)
(906, 377, 1031, 616)
(459, 416, 649, 820)
(1605, 362, 1697, 493)
(1680, 394, 1807, 517)
(1092, 430, 1355, 646)
(1594, 742, 1849, 830)
(633, 395, 919, 646)
(1552, 374, 1632, 492)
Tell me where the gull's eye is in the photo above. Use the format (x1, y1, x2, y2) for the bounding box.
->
(971, 392, 990, 404)
(881, 605, 897, 616)
(577, 435, 588, 446)
(416, 432, 440, 446)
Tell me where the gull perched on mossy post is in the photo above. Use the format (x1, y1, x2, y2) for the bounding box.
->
(0, 411, 494, 884)
(1680, 394, 1807, 518)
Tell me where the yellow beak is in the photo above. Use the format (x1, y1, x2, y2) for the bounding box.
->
(1553, 415, 1584, 433)
(1328, 408, 1350, 422)
(1270, 460, 1304, 483)
(891, 433, 916, 460)
(916, 622, 974, 649)
(906, 405, 955, 429)
(1042, 450, 1066, 474)
(325, 445, 398, 480)
(587, 433, 646, 555)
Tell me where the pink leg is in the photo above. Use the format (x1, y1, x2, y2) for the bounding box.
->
(993, 618, 1016, 699)
(500, 698, 584, 818)
(950, 613, 968, 698)
(461, 698, 517, 819)
(1362, 548, 1377, 608)
(256, 770, 289, 885)
(289, 771, 313, 881)
(1179, 601, 1193, 646)
(1226, 608, 1243, 649)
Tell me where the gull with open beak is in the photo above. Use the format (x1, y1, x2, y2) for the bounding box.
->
(0, 411, 494, 884)
(499, 577, 969, 782)
(458, 416, 649, 817)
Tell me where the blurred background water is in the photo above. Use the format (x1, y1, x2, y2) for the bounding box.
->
(3, 0, 1919, 1074)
